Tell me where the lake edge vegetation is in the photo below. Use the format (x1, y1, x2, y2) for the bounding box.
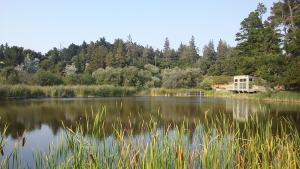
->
(0, 109, 299, 168)
(0, 85, 136, 99)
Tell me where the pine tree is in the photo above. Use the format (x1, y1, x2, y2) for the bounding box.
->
(163, 37, 172, 62)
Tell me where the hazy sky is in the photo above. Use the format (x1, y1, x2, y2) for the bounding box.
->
(1, 0, 277, 53)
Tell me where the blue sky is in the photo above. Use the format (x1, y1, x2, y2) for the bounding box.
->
(1, 0, 277, 53)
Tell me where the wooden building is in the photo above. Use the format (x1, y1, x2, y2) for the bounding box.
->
(233, 75, 255, 93)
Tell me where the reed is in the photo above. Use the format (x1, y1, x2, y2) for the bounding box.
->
(0, 109, 300, 168)
(142, 88, 203, 96)
(0, 85, 136, 99)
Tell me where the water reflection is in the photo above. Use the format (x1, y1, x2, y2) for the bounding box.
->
(0, 97, 299, 139)
(226, 99, 262, 122)
(0, 97, 300, 167)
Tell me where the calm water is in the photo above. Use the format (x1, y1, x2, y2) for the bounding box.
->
(0, 96, 300, 166)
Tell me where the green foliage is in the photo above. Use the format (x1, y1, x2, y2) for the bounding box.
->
(270, 0, 300, 56)
(34, 71, 64, 86)
(199, 76, 213, 90)
(92, 67, 123, 86)
(0, 67, 20, 84)
(198, 76, 232, 90)
(162, 67, 202, 88)
(281, 57, 300, 89)
(0, 85, 136, 99)
(64, 74, 95, 85)
(92, 66, 159, 89)
(0, 2, 299, 90)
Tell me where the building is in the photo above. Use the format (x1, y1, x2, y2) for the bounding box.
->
(233, 75, 255, 93)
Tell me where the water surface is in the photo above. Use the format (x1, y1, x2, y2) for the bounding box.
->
(0, 96, 299, 166)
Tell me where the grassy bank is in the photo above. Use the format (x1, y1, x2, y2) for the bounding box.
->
(0, 110, 299, 168)
(205, 90, 300, 103)
(0, 85, 136, 99)
(140, 88, 204, 96)
(140, 88, 300, 103)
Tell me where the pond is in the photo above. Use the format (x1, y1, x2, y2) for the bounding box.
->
(0, 96, 300, 167)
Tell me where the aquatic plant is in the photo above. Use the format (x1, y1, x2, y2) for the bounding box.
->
(0, 109, 300, 168)
(0, 85, 136, 99)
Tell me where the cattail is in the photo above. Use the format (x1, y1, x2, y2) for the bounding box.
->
(89, 153, 96, 164)
(0, 146, 4, 156)
(134, 150, 140, 164)
(22, 137, 26, 147)
(188, 153, 194, 169)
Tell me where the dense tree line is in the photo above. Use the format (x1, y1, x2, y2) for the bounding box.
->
(0, 1, 299, 90)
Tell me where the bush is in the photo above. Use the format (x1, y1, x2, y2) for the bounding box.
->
(0, 67, 20, 84)
(92, 67, 123, 86)
(34, 71, 64, 86)
(162, 67, 202, 88)
(199, 77, 213, 90)
(64, 74, 95, 85)
(198, 76, 232, 90)
(92, 66, 158, 89)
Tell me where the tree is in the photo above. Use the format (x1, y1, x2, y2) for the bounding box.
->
(64, 63, 77, 75)
(1, 67, 20, 84)
(207, 39, 231, 75)
(161, 67, 202, 88)
(235, 10, 264, 55)
(72, 52, 86, 73)
(2, 45, 25, 67)
(113, 39, 126, 67)
(189, 36, 198, 61)
(178, 36, 198, 64)
(163, 37, 172, 62)
(282, 57, 300, 89)
(34, 71, 63, 86)
(256, 2, 267, 19)
(269, 0, 300, 56)
(23, 54, 39, 73)
(200, 41, 216, 72)
(86, 46, 108, 72)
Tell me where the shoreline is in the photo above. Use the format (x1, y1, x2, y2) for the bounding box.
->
(1, 85, 300, 104)
(138, 88, 300, 104)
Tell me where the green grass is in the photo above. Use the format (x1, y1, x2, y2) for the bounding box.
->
(252, 91, 300, 102)
(0, 85, 136, 99)
(205, 90, 300, 103)
(140, 88, 203, 96)
(0, 109, 299, 168)
(140, 88, 300, 103)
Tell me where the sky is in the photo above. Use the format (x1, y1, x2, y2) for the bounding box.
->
(0, 0, 277, 54)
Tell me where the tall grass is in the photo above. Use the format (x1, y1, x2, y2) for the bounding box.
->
(0, 85, 136, 99)
(1, 109, 299, 168)
(203, 90, 300, 103)
(142, 88, 203, 96)
(253, 91, 300, 103)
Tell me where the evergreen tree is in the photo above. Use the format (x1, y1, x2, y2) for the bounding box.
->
(189, 36, 198, 61)
(163, 37, 172, 62)
(208, 39, 231, 75)
(270, 0, 300, 56)
(196, 41, 216, 74)
(113, 39, 126, 67)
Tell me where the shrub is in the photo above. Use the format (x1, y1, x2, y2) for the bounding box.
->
(162, 67, 202, 88)
(64, 74, 95, 85)
(34, 71, 64, 86)
(92, 67, 123, 86)
(92, 66, 157, 89)
(199, 76, 213, 90)
(0, 67, 20, 84)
